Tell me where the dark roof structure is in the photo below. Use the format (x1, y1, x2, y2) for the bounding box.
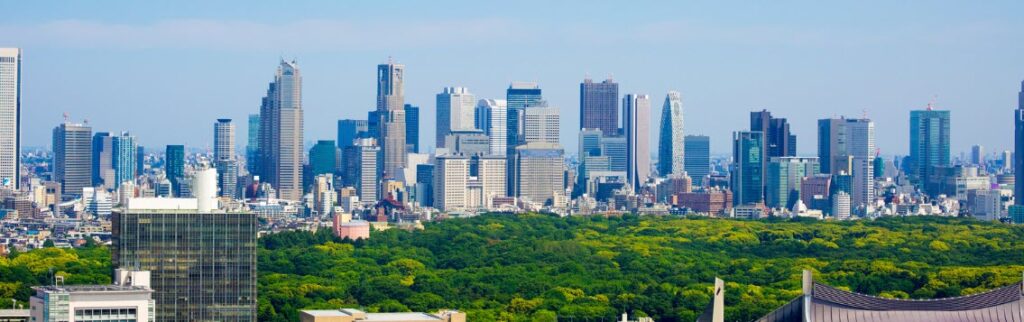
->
(699, 270, 1024, 322)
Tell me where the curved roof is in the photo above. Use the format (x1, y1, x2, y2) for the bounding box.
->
(812, 282, 1021, 311)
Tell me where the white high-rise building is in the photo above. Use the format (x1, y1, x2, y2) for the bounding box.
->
(832, 191, 852, 219)
(512, 142, 565, 205)
(657, 91, 685, 177)
(0, 48, 20, 189)
(474, 155, 507, 209)
(214, 119, 235, 161)
(258, 60, 303, 201)
(523, 107, 559, 144)
(436, 87, 476, 148)
(624, 94, 651, 191)
(846, 119, 875, 208)
(475, 99, 507, 155)
(434, 155, 469, 212)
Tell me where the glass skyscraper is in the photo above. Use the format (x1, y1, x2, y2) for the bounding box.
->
(113, 210, 257, 322)
(624, 94, 651, 191)
(165, 145, 185, 197)
(732, 131, 764, 205)
(909, 108, 950, 193)
(684, 135, 711, 185)
(112, 132, 137, 189)
(505, 82, 542, 155)
(53, 122, 92, 199)
(92, 132, 114, 189)
(246, 114, 259, 174)
(309, 140, 339, 177)
(766, 157, 820, 209)
(405, 104, 420, 153)
(257, 60, 303, 200)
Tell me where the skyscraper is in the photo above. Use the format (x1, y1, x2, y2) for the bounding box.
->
(111, 132, 137, 189)
(750, 110, 797, 158)
(214, 119, 235, 162)
(377, 60, 407, 179)
(766, 157, 820, 209)
(684, 135, 711, 185)
(0, 48, 20, 189)
(580, 77, 619, 135)
(343, 138, 380, 205)
(732, 131, 764, 206)
(337, 119, 369, 149)
(475, 99, 507, 156)
(511, 142, 565, 205)
(433, 155, 469, 212)
(53, 122, 92, 199)
(624, 94, 651, 190)
(246, 114, 259, 174)
(215, 119, 239, 198)
(92, 132, 115, 189)
(971, 145, 984, 166)
(819, 117, 875, 207)
(112, 170, 256, 321)
(1017, 80, 1024, 205)
(405, 104, 420, 153)
(258, 60, 303, 200)
(523, 106, 560, 144)
(578, 128, 603, 158)
(165, 145, 184, 196)
(909, 108, 951, 192)
(436, 87, 476, 148)
(506, 82, 543, 155)
(309, 140, 339, 177)
(657, 91, 685, 177)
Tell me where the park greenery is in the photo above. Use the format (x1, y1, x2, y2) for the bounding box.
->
(4, 215, 1024, 321)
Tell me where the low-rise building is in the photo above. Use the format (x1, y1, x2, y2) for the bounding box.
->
(300, 309, 465, 322)
(29, 270, 154, 322)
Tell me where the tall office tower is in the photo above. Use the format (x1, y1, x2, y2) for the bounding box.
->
(309, 140, 339, 176)
(53, 122, 93, 199)
(766, 157, 820, 209)
(112, 169, 257, 321)
(684, 135, 711, 185)
(523, 106, 560, 144)
(136, 146, 145, 177)
(258, 60, 303, 200)
(343, 138, 379, 205)
(750, 110, 797, 158)
(580, 77, 619, 135)
(731, 131, 764, 206)
(405, 104, 420, 153)
(433, 155, 469, 212)
(1003, 150, 1013, 171)
(473, 155, 508, 206)
(971, 145, 984, 166)
(511, 142, 565, 205)
(112, 132, 137, 189)
(337, 119, 369, 149)
(0, 48, 20, 189)
(624, 94, 651, 191)
(366, 111, 380, 140)
(579, 128, 603, 157)
(92, 132, 115, 189)
(165, 145, 185, 196)
(246, 114, 259, 174)
(415, 164, 434, 207)
(909, 108, 951, 190)
(601, 135, 628, 172)
(436, 87, 476, 148)
(214, 119, 239, 198)
(376, 60, 407, 179)
(819, 118, 876, 207)
(214, 119, 235, 162)
(505, 82, 543, 155)
(475, 99, 507, 155)
(657, 91, 685, 176)
(800, 174, 832, 210)
(1017, 80, 1024, 205)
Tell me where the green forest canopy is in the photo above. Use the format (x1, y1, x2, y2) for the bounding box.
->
(4, 215, 1024, 321)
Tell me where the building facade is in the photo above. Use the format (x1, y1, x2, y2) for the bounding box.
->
(53, 122, 92, 199)
(512, 142, 565, 206)
(580, 77, 619, 135)
(684, 135, 710, 186)
(436, 87, 476, 148)
(732, 131, 764, 206)
(657, 91, 685, 177)
(766, 157, 820, 209)
(475, 99, 507, 156)
(376, 61, 407, 179)
(258, 60, 304, 200)
(909, 109, 951, 190)
(164, 145, 184, 197)
(405, 104, 419, 153)
(624, 94, 651, 191)
(112, 132, 137, 189)
(505, 82, 543, 155)
(0, 48, 20, 189)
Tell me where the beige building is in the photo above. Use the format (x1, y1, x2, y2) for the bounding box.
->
(300, 309, 465, 322)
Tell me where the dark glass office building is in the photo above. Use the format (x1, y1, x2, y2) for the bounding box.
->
(112, 210, 257, 322)
(580, 77, 619, 135)
(165, 145, 185, 196)
(405, 104, 420, 153)
(684, 135, 711, 185)
(731, 131, 764, 205)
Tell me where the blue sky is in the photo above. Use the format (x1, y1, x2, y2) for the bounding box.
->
(4, 1, 1023, 156)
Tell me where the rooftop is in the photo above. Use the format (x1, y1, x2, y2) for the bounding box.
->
(34, 284, 151, 294)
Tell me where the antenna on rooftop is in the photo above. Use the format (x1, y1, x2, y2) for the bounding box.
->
(62, 112, 69, 123)
(927, 95, 938, 111)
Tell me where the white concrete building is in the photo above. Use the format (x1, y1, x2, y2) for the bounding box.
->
(30, 270, 154, 322)
(475, 99, 507, 156)
(0, 48, 20, 189)
(436, 87, 476, 148)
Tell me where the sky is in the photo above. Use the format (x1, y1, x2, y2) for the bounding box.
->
(4, 1, 1023, 157)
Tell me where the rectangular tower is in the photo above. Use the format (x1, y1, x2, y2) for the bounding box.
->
(732, 131, 764, 206)
(684, 135, 711, 185)
(0, 48, 20, 189)
(377, 61, 407, 179)
(53, 122, 93, 199)
(909, 108, 951, 192)
(624, 94, 651, 191)
(580, 77, 619, 136)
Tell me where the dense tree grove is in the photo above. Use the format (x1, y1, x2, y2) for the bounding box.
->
(5, 215, 1024, 321)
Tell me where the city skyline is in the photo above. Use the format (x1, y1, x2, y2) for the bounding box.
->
(4, 1, 1023, 157)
